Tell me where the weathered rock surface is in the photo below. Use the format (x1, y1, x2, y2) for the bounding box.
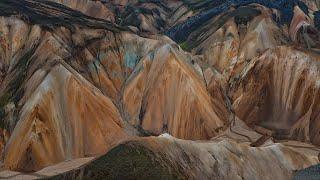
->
(0, 0, 319, 179)
(4, 64, 127, 171)
(123, 44, 229, 139)
(231, 47, 320, 145)
(43, 134, 320, 180)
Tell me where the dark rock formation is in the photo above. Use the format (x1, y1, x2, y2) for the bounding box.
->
(294, 164, 320, 180)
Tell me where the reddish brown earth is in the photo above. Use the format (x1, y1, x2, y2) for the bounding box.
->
(0, 0, 319, 179)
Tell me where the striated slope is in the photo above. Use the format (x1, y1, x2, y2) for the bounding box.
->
(51, 0, 115, 21)
(123, 44, 230, 139)
(193, 5, 287, 77)
(0, 0, 131, 171)
(51, 0, 194, 34)
(0, 0, 320, 179)
(231, 46, 320, 144)
(0, 0, 230, 171)
(4, 64, 127, 171)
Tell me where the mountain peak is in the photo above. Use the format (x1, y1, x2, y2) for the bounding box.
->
(0, 0, 319, 179)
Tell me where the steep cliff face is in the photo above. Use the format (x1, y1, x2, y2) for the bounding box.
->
(123, 44, 229, 139)
(193, 5, 287, 77)
(4, 64, 127, 171)
(0, 0, 230, 171)
(231, 47, 320, 144)
(0, 0, 319, 179)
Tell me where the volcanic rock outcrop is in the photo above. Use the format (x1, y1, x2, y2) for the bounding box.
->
(0, 0, 319, 179)
(231, 47, 320, 144)
(123, 44, 229, 139)
(4, 64, 127, 171)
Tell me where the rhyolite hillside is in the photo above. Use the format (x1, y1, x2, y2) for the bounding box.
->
(0, 0, 319, 179)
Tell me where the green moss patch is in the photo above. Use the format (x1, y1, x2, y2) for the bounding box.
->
(49, 141, 186, 180)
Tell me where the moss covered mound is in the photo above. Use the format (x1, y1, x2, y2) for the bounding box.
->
(49, 141, 185, 180)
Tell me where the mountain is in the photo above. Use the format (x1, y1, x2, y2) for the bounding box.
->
(0, 0, 319, 179)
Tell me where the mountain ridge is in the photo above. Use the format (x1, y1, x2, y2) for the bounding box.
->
(0, 0, 319, 179)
